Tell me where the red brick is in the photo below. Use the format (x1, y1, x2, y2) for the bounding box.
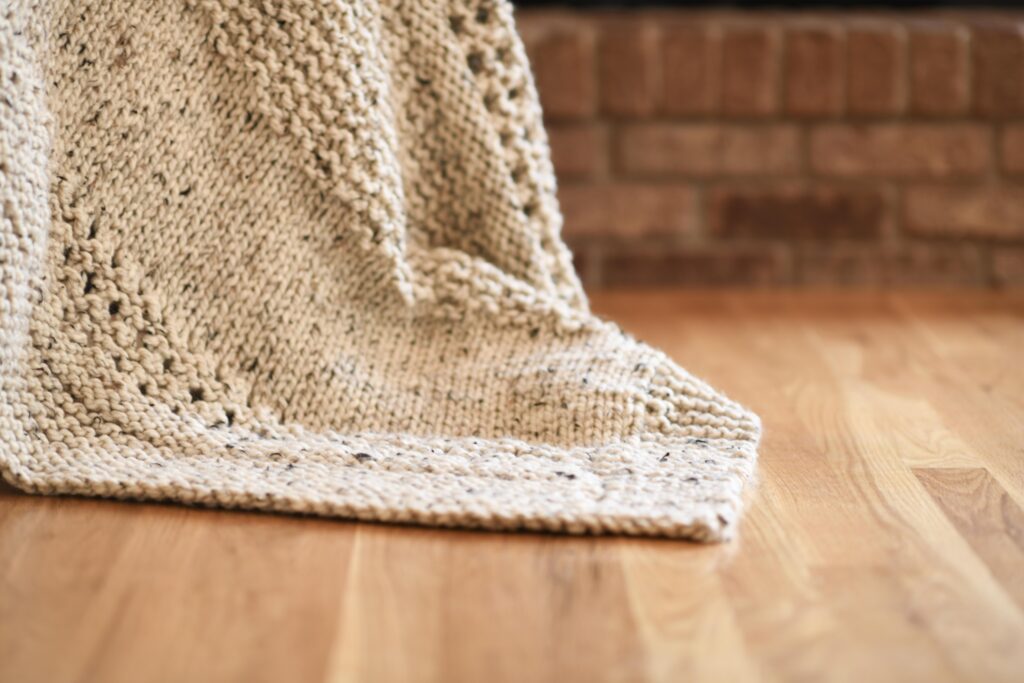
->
(559, 183, 697, 238)
(601, 245, 790, 287)
(1001, 125, 1024, 174)
(992, 247, 1024, 286)
(616, 124, 800, 177)
(909, 22, 970, 116)
(810, 124, 990, 178)
(547, 123, 607, 179)
(905, 186, 1024, 239)
(517, 10, 1024, 289)
(972, 21, 1024, 118)
(847, 24, 906, 116)
(784, 24, 845, 117)
(660, 22, 720, 115)
(598, 20, 658, 117)
(522, 25, 596, 120)
(796, 244, 987, 286)
(888, 245, 988, 285)
(721, 25, 781, 117)
(709, 185, 887, 240)
(796, 245, 883, 285)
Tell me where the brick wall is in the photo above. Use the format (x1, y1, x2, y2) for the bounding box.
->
(516, 9, 1024, 287)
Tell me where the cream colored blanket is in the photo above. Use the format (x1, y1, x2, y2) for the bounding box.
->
(0, 0, 760, 540)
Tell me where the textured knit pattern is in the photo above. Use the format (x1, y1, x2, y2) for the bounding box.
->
(0, 0, 761, 541)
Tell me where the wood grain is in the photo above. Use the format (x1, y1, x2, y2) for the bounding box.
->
(2, 291, 1023, 682)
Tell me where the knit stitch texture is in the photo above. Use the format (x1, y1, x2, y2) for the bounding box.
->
(0, 0, 761, 540)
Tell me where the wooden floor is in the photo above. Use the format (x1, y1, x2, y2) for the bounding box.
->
(2, 291, 1023, 682)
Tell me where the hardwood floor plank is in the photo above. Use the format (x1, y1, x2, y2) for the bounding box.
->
(717, 296, 1014, 682)
(325, 527, 447, 682)
(915, 467, 1024, 610)
(753, 295, 1024, 682)
(0, 490, 355, 683)
(603, 292, 1024, 681)
(619, 541, 758, 683)
(889, 295, 1024, 505)
(0, 494, 141, 683)
(600, 292, 965, 680)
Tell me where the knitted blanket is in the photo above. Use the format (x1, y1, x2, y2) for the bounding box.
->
(0, 0, 760, 540)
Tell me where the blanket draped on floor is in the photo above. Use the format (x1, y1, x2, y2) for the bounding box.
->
(0, 0, 760, 540)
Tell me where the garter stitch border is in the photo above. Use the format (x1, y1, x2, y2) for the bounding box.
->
(0, 0, 761, 541)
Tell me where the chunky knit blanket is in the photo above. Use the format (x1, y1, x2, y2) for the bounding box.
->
(0, 0, 760, 540)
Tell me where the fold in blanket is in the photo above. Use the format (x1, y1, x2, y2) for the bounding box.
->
(0, 0, 760, 540)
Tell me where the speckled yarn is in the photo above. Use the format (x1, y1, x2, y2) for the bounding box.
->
(0, 0, 760, 540)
